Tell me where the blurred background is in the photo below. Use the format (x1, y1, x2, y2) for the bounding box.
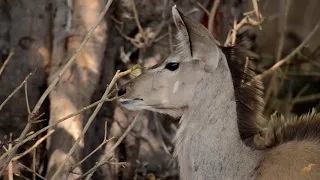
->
(0, 0, 320, 179)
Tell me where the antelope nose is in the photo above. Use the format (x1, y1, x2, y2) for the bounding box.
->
(117, 87, 127, 97)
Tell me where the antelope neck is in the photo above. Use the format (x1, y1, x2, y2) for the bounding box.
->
(175, 59, 261, 180)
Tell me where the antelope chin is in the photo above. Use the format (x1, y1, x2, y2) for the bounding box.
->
(119, 99, 184, 118)
(118, 98, 148, 111)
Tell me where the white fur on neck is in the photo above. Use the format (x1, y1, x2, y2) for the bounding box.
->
(173, 56, 262, 180)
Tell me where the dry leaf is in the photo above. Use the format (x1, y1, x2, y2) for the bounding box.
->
(301, 164, 318, 176)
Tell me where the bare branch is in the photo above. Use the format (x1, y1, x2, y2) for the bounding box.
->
(25, 82, 31, 114)
(12, 130, 55, 161)
(292, 93, 320, 104)
(0, 73, 33, 112)
(130, 0, 145, 41)
(50, 65, 141, 179)
(19, 163, 47, 180)
(0, 49, 14, 77)
(0, 97, 119, 163)
(70, 137, 115, 172)
(0, 0, 115, 175)
(8, 134, 13, 180)
(208, 0, 220, 33)
(75, 112, 142, 179)
(255, 19, 320, 80)
(197, 1, 210, 16)
(32, 149, 36, 180)
(263, 0, 292, 103)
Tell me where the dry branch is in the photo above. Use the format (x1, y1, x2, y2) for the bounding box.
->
(255, 19, 320, 80)
(0, 0, 115, 175)
(18, 163, 46, 180)
(12, 130, 55, 161)
(208, 0, 220, 33)
(50, 64, 141, 179)
(0, 49, 14, 77)
(0, 96, 119, 163)
(292, 93, 320, 104)
(75, 112, 142, 179)
(263, 0, 292, 103)
(224, 16, 262, 47)
(70, 137, 115, 172)
(7, 134, 13, 180)
(0, 73, 33, 112)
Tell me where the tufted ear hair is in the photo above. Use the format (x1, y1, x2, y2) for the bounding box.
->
(172, 5, 222, 72)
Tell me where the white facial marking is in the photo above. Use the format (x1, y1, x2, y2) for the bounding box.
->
(173, 81, 181, 93)
(162, 99, 168, 103)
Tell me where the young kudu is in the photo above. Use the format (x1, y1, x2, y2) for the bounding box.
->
(117, 6, 320, 180)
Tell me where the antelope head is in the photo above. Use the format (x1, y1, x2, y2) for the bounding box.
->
(117, 6, 225, 118)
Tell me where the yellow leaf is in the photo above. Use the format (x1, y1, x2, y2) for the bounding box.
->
(301, 164, 318, 176)
(146, 173, 156, 180)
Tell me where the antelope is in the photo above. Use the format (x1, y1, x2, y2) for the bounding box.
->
(117, 5, 320, 180)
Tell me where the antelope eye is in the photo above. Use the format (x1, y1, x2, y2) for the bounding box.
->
(165, 62, 180, 71)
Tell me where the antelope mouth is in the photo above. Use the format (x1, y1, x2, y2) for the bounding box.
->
(118, 98, 147, 111)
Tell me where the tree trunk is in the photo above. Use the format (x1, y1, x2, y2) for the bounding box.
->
(0, 0, 51, 176)
(46, 0, 108, 179)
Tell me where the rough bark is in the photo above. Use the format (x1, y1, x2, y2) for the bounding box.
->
(0, 0, 51, 176)
(46, 0, 108, 179)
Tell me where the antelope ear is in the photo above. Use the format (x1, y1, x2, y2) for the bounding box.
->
(172, 5, 221, 72)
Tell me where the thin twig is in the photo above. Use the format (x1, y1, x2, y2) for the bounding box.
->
(0, 49, 14, 77)
(52, 88, 114, 179)
(0, 97, 118, 162)
(255, 19, 320, 80)
(104, 121, 108, 140)
(25, 82, 31, 114)
(196, 1, 210, 16)
(154, 33, 168, 42)
(224, 16, 262, 46)
(51, 65, 140, 180)
(292, 93, 320, 104)
(0, 73, 33, 112)
(12, 130, 55, 161)
(252, 0, 261, 21)
(70, 137, 114, 172)
(130, 0, 146, 42)
(287, 84, 310, 112)
(75, 112, 142, 180)
(15, 173, 32, 180)
(8, 134, 13, 180)
(32, 149, 36, 180)
(284, 71, 320, 77)
(208, 0, 220, 33)
(0, 0, 114, 175)
(263, 0, 292, 103)
(19, 163, 46, 180)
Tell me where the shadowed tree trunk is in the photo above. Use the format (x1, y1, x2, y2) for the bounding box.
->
(46, 0, 108, 179)
(0, 0, 51, 176)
